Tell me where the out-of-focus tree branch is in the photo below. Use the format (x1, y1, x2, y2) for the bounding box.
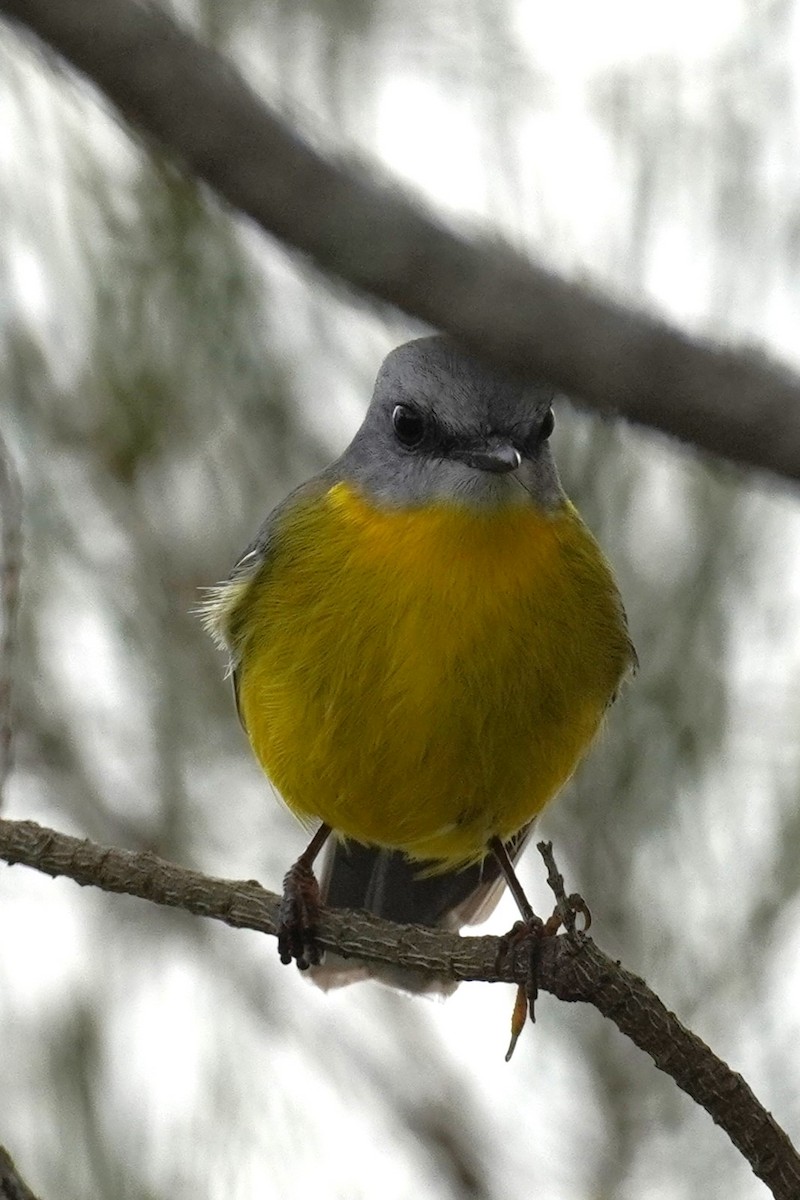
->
(0, 1146, 41, 1200)
(0, 431, 21, 811)
(0, 817, 798, 1200)
(1, 0, 800, 481)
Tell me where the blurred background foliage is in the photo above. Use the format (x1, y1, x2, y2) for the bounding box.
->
(1, 1, 800, 1197)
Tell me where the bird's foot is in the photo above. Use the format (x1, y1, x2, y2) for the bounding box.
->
(277, 858, 322, 969)
(497, 910, 562, 1062)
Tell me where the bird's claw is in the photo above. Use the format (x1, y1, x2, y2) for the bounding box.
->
(277, 860, 322, 969)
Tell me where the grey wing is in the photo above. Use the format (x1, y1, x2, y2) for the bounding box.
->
(201, 475, 332, 723)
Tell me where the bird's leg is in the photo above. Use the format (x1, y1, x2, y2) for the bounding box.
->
(490, 836, 562, 1061)
(278, 823, 332, 970)
(490, 835, 537, 923)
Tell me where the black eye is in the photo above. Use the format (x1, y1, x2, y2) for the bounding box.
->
(392, 404, 426, 448)
(540, 408, 555, 440)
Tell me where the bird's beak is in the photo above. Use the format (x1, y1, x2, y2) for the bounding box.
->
(460, 442, 522, 474)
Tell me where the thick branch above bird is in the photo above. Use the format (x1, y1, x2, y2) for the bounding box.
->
(2, 0, 800, 481)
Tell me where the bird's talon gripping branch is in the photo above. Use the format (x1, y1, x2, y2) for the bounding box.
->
(541, 910, 563, 937)
(276, 823, 332, 969)
(496, 913, 561, 1060)
(277, 859, 322, 968)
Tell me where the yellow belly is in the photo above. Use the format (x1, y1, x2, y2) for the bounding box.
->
(234, 482, 632, 865)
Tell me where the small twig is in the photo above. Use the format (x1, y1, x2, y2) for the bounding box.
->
(537, 840, 592, 935)
(0, 1146, 42, 1200)
(0, 816, 799, 1198)
(537, 839, 574, 931)
(0, 430, 21, 810)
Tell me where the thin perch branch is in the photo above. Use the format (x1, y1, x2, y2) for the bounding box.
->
(0, 817, 797, 1199)
(2, 0, 800, 480)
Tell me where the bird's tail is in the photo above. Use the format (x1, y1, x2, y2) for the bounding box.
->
(309, 824, 534, 994)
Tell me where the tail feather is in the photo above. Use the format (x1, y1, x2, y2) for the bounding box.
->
(309, 825, 535, 994)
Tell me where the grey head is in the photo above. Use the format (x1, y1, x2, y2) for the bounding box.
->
(334, 336, 564, 510)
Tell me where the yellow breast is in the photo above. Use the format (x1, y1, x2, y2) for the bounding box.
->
(233, 481, 632, 865)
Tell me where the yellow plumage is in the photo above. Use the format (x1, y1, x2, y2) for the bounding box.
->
(223, 480, 631, 866)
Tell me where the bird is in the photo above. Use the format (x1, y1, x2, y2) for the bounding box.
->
(204, 335, 635, 998)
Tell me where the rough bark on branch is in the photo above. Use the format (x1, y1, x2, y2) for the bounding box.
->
(2, 0, 800, 481)
(0, 817, 798, 1199)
